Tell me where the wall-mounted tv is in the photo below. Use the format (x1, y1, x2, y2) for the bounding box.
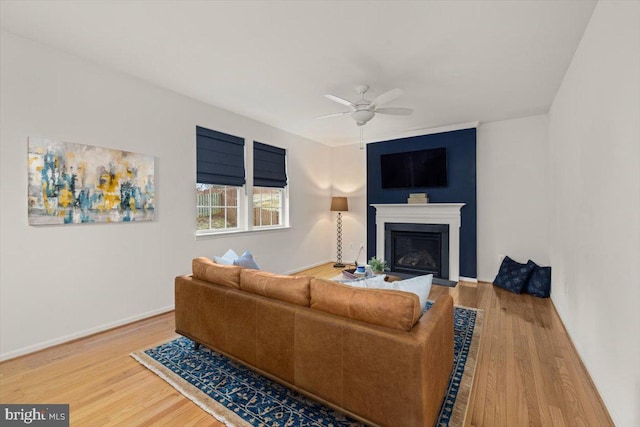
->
(380, 147, 447, 189)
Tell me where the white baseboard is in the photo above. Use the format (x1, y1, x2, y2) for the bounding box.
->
(459, 276, 478, 283)
(0, 305, 174, 362)
(283, 259, 332, 275)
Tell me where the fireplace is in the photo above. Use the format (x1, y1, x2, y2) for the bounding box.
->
(371, 203, 464, 283)
(385, 223, 449, 279)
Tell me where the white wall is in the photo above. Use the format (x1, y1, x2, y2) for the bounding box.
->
(0, 31, 332, 360)
(477, 115, 550, 281)
(330, 143, 368, 265)
(547, 1, 640, 425)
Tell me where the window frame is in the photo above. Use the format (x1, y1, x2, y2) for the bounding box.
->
(252, 186, 286, 229)
(196, 184, 242, 234)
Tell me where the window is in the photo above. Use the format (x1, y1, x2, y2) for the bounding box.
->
(195, 128, 289, 234)
(253, 187, 283, 227)
(253, 142, 287, 228)
(196, 127, 245, 233)
(197, 184, 239, 231)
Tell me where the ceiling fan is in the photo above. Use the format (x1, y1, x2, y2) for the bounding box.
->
(316, 85, 413, 126)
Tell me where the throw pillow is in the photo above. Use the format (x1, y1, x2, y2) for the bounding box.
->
(524, 261, 551, 298)
(233, 250, 260, 270)
(383, 274, 433, 312)
(493, 256, 534, 294)
(213, 249, 239, 265)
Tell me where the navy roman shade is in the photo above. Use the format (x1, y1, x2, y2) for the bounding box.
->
(253, 142, 287, 188)
(196, 126, 245, 186)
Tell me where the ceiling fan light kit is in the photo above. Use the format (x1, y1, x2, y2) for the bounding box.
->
(352, 109, 375, 126)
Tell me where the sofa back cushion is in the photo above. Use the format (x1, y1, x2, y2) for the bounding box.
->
(192, 257, 242, 289)
(310, 278, 421, 332)
(240, 269, 311, 306)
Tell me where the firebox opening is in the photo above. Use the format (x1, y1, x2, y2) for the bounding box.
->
(384, 223, 449, 280)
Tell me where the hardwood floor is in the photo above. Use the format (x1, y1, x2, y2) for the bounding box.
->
(297, 264, 613, 427)
(0, 263, 613, 426)
(0, 312, 217, 426)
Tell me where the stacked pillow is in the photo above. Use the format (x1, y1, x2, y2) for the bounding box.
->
(493, 256, 551, 297)
(213, 249, 260, 270)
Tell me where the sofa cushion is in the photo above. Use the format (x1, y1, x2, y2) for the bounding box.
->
(339, 274, 432, 312)
(310, 278, 421, 332)
(192, 257, 242, 289)
(493, 256, 534, 294)
(192, 256, 216, 277)
(240, 269, 311, 306)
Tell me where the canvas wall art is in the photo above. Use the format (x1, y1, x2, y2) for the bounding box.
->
(28, 137, 155, 225)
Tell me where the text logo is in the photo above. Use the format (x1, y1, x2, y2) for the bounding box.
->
(1, 404, 69, 426)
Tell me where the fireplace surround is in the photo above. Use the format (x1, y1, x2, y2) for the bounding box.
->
(371, 203, 465, 282)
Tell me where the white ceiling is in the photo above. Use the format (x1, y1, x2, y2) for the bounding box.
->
(0, 0, 597, 146)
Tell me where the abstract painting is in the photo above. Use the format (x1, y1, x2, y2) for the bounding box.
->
(28, 137, 155, 225)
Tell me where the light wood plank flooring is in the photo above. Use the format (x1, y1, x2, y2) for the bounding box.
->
(0, 263, 613, 426)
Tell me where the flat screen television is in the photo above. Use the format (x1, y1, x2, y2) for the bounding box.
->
(380, 147, 447, 189)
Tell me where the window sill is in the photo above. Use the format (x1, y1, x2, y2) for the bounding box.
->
(196, 226, 291, 239)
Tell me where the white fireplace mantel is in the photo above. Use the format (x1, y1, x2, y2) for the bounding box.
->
(371, 203, 465, 282)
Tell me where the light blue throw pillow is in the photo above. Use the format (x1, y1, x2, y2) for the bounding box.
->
(233, 250, 260, 270)
(213, 249, 239, 265)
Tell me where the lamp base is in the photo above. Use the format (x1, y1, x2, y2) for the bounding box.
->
(333, 262, 346, 268)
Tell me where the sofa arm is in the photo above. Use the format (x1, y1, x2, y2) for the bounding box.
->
(175, 275, 199, 339)
(175, 274, 230, 348)
(413, 294, 455, 425)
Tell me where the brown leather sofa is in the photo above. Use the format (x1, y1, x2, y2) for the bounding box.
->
(175, 257, 454, 427)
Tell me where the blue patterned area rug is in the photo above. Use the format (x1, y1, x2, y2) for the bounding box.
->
(131, 303, 483, 427)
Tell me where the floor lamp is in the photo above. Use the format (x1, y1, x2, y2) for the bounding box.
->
(331, 197, 349, 268)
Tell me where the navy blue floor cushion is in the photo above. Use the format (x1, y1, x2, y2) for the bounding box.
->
(524, 261, 551, 298)
(493, 256, 534, 294)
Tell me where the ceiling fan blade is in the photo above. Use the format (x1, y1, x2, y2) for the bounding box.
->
(315, 111, 352, 119)
(375, 107, 413, 116)
(324, 94, 355, 108)
(372, 88, 404, 107)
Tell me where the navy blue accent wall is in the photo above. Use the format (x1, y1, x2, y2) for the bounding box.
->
(366, 128, 477, 278)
